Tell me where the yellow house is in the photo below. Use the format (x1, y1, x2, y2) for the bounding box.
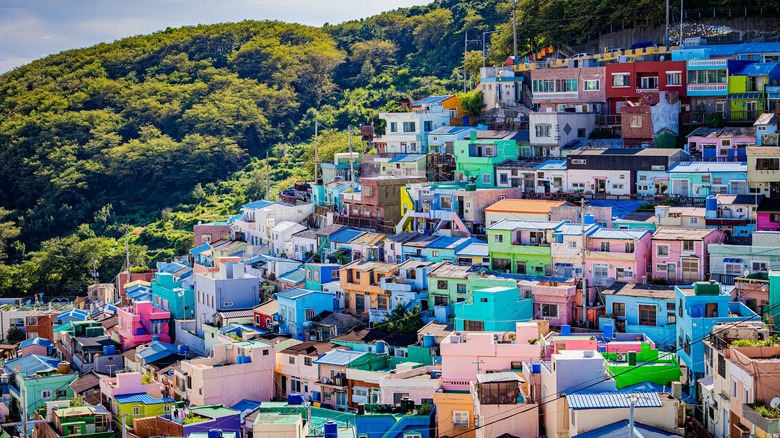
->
(434, 391, 476, 438)
(113, 393, 175, 426)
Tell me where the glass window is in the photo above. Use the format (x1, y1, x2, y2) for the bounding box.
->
(541, 304, 558, 318)
(402, 122, 416, 132)
(583, 79, 600, 91)
(612, 73, 630, 87)
(666, 72, 682, 86)
(656, 245, 669, 257)
(639, 305, 657, 326)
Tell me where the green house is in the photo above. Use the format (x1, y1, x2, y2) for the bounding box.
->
(113, 393, 175, 425)
(727, 60, 780, 121)
(37, 404, 113, 438)
(487, 220, 561, 275)
(151, 272, 194, 319)
(454, 131, 521, 188)
(602, 343, 682, 389)
(453, 286, 533, 332)
(428, 264, 473, 307)
(3, 355, 77, 416)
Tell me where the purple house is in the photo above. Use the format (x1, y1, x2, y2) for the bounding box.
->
(651, 227, 726, 284)
(757, 198, 780, 232)
(686, 127, 756, 161)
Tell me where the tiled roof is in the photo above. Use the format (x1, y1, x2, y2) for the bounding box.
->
(53, 309, 89, 323)
(387, 232, 420, 243)
(566, 392, 662, 410)
(417, 321, 454, 338)
(687, 126, 755, 138)
(332, 328, 417, 347)
(292, 229, 317, 240)
(341, 260, 397, 272)
(456, 242, 489, 257)
(315, 224, 347, 237)
(554, 223, 599, 236)
(652, 227, 720, 240)
(215, 309, 255, 319)
(69, 371, 101, 394)
(601, 282, 677, 300)
(351, 232, 388, 246)
(137, 341, 181, 363)
(313, 349, 366, 366)
(486, 199, 572, 213)
(281, 340, 337, 356)
(114, 393, 175, 405)
(428, 263, 476, 279)
(668, 161, 747, 173)
(253, 300, 278, 315)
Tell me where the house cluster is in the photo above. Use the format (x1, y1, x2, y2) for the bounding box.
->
(4, 41, 780, 438)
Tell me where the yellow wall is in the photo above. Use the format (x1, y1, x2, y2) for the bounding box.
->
(434, 391, 475, 438)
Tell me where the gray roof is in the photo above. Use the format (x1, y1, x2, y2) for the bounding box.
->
(313, 349, 366, 366)
(457, 242, 489, 257)
(566, 392, 662, 410)
(601, 282, 677, 300)
(590, 229, 651, 240)
(488, 219, 562, 231)
(668, 161, 747, 173)
(477, 372, 524, 383)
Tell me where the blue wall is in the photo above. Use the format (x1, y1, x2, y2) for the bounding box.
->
(602, 294, 677, 351)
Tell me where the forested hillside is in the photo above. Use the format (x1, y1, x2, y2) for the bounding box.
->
(0, 0, 772, 296)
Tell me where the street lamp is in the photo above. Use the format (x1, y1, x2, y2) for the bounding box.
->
(482, 30, 498, 68)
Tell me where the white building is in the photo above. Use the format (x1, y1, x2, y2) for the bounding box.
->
(233, 200, 314, 248)
(270, 221, 308, 256)
(377, 96, 454, 154)
(528, 112, 596, 158)
(290, 229, 317, 262)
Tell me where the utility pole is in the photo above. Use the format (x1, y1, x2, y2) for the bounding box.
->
(628, 394, 640, 437)
(512, 0, 519, 63)
(464, 31, 469, 92)
(473, 360, 484, 375)
(482, 30, 498, 68)
(22, 385, 27, 438)
(581, 198, 588, 327)
(314, 115, 320, 185)
(265, 150, 271, 201)
(348, 126, 355, 189)
(680, 0, 684, 45)
(665, 0, 670, 46)
(122, 413, 127, 438)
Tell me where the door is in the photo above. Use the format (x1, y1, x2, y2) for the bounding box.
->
(516, 261, 527, 274)
(666, 263, 677, 283)
(654, 180, 668, 195)
(746, 101, 758, 120)
(335, 391, 348, 408)
(356, 294, 365, 314)
(672, 179, 690, 196)
(595, 179, 607, 194)
(592, 263, 610, 287)
(702, 145, 717, 159)
(682, 258, 699, 283)
(281, 376, 288, 396)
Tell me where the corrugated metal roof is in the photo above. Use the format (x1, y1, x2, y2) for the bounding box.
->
(278, 268, 306, 284)
(19, 337, 52, 348)
(554, 223, 599, 236)
(534, 160, 567, 171)
(53, 309, 89, 323)
(429, 126, 475, 135)
(389, 154, 426, 163)
(313, 349, 366, 366)
(590, 229, 650, 240)
(277, 288, 321, 300)
(572, 419, 681, 438)
(114, 393, 175, 405)
(668, 161, 747, 173)
(429, 236, 470, 249)
(488, 219, 563, 231)
(457, 242, 489, 257)
(601, 282, 677, 300)
(566, 392, 661, 410)
(3, 354, 61, 375)
(328, 228, 365, 244)
(428, 263, 475, 279)
(485, 199, 571, 214)
(412, 95, 455, 106)
(242, 200, 276, 209)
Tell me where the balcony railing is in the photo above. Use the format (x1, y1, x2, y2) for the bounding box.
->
(636, 87, 659, 93)
(687, 83, 727, 92)
(687, 59, 728, 68)
(596, 114, 622, 126)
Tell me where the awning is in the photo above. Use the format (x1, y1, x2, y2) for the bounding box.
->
(723, 258, 743, 264)
(728, 93, 762, 100)
(555, 263, 573, 267)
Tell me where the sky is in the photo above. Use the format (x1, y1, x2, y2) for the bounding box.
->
(0, 0, 430, 73)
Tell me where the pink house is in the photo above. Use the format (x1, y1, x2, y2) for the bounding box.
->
(651, 227, 725, 284)
(757, 198, 780, 231)
(114, 301, 171, 351)
(586, 229, 652, 287)
(518, 278, 577, 327)
(686, 127, 755, 160)
(542, 325, 655, 359)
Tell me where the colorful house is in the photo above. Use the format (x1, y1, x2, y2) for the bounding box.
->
(113, 393, 175, 425)
(376, 154, 427, 178)
(586, 228, 652, 287)
(319, 152, 360, 185)
(727, 60, 780, 121)
(340, 176, 427, 231)
(708, 231, 780, 284)
(455, 242, 489, 267)
(114, 301, 171, 350)
(685, 127, 756, 161)
(276, 288, 337, 340)
(454, 130, 522, 187)
(521, 277, 578, 327)
(529, 111, 596, 158)
(684, 55, 728, 115)
(487, 219, 561, 275)
(339, 260, 399, 318)
(377, 96, 454, 154)
(453, 286, 533, 332)
(151, 272, 194, 320)
(3, 355, 77, 417)
(428, 263, 474, 311)
(758, 198, 780, 232)
(303, 263, 341, 291)
(668, 161, 748, 197)
(748, 146, 780, 199)
(484, 199, 572, 225)
(470, 372, 538, 438)
(34, 402, 112, 438)
(651, 227, 725, 284)
(428, 125, 477, 154)
(313, 349, 367, 410)
(349, 233, 386, 262)
(600, 282, 678, 351)
(604, 60, 688, 115)
(675, 281, 759, 396)
(193, 262, 259, 337)
(275, 340, 334, 401)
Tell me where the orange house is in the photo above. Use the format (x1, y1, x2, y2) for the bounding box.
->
(338, 261, 399, 318)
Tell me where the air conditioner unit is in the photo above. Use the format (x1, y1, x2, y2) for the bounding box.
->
(616, 352, 627, 362)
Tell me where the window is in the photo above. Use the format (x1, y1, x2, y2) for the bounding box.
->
(41, 390, 52, 399)
(656, 245, 669, 257)
(639, 305, 657, 326)
(569, 241, 577, 248)
(499, 173, 509, 184)
(640, 76, 658, 89)
(463, 320, 484, 331)
(600, 242, 610, 252)
(437, 280, 448, 289)
(485, 146, 495, 157)
(377, 295, 388, 310)
(482, 174, 491, 184)
(532, 79, 555, 92)
(424, 120, 433, 131)
(263, 349, 270, 356)
(612, 302, 626, 317)
(402, 122, 416, 132)
(583, 79, 600, 91)
(494, 234, 503, 243)
(304, 357, 313, 366)
(133, 406, 141, 416)
(453, 411, 469, 429)
(757, 158, 780, 170)
(480, 297, 488, 303)
(457, 284, 467, 294)
(683, 240, 694, 252)
(629, 115, 643, 128)
(535, 124, 552, 137)
(432, 250, 440, 257)
(625, 242, 635, 253)
(541, 304, 559, 318)
(612, 73, 630, 87)
(578, 128, 586, 138)
(753, 262, 768, 273)
(305, 308, 316, 320)
(390, 122, 397, 132)
(667, 312, 676, 324)
(434, 295, 448, 306)
(666, 71, 682, 86)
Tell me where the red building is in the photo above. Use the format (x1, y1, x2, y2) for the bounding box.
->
(24, 312, 60, 341)
(193, 222, 232, 246)
(605, 61, 688, 114)
(253, 300, 277, 330)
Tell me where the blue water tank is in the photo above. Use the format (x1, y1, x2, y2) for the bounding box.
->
(178, 344, 190, 355)
(603, 324, 614, 340)
(706, 196, 717, 219)
(287, 393, 305, 405)
(312, 391, 321, 402)
(560, 325, 571, 336)
(207, 430, 222, 438)
(583, 214, 595, 225)
(422, 335, 435, 348)
(430, 370, 442, 379)
(375, 341, 386, 354)
(557, 234, 563, 243)
(324, 421, 338, 438)
(236, 355, 251, 364)
(103, 345, 116, 355)
(531, 363, 541, 374)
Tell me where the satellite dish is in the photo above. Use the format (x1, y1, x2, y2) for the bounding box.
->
(771, 397, 780, 409)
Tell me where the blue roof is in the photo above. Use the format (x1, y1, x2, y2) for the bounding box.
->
(313, 349, 366, 366)
(730, 61, 780, 76)
(389, 154, 426, 163)
(156, 262, 188, 273)
(428, 236, 468, 249)
(668, 161, 747, 173)
(586, 200, 644, 220)
(19, 338, 52, 349)
(137, 341, 181, 363)
(242, 200, 276, 209)
(114, 392, 175, 405)
(572, 420, 681, 438)
(480, 269, 571, 284)
(231, 399, 262, 419)
(220, 323, 266, 336)
(566, 392, 662, 410)
(189, 243, 211, 256)
(329, 228, 365, 244)
(53, 308, 89, 323)
(618, 381, 695, 404)
(534, 160, 567, 171)
(3, 354, 61, 376)
(690, 42, 780, 57)
(562, 138, 624, 151)
(429, 126, 475, 135)
(277, 288, 321, 300)
(278, 268, 306, 284)
(554, 223, 599, 236)
(411, 95, 455, 106)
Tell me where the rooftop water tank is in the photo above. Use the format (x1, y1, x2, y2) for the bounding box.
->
(324, 421, 338, 438)
(583, 214, 595, 225)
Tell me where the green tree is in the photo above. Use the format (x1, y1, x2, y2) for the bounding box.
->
(382, 304, 424, 334)
(6, 326, 24, 344)
(0, 208, 20, 263)
(459, 90, 486, 115)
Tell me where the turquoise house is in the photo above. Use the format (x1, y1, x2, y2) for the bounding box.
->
(151, 272, 194, 320)
(3, 355, 77, 416)
(668, 161, 748, 197)
(454, 131, 521, 188)
(303, 263, 341, 291)
(453, 286, 533, 332)
(311, 180, 353, 212)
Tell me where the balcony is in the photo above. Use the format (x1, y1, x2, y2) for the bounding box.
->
(320, 374, 347, 388)
(687, 83, 727, 93)
(532, 91, 579, 100)
(636, 87, 659, 94)
(743, 403, 780, 434)
(687, 59, 728, 68)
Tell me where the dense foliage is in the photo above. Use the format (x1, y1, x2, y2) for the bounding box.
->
(0, 0, 769, 296)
